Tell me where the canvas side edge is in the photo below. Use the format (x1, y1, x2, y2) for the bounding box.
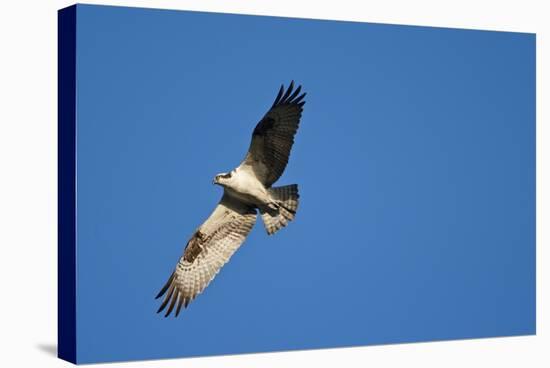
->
(58, 4, 77, 365)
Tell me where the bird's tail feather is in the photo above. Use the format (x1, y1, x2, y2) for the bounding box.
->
(261, 184, 299, 235)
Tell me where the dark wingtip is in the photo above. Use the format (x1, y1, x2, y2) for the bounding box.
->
(156, 284, 175, 314)
(280, 81, 295, 103)
(164, 292, 179, 317)
(155, 272, 175, 299)
(272, 84, 285, 107)
(272, 81, 306, 108)
(287, 85, 302, 103)
(156, 304, 165, 314)
(294, 92, 306, 104)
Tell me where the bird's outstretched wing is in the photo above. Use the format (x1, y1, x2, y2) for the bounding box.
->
(238, 81, 306, 187)
(156, 194, 257, 317)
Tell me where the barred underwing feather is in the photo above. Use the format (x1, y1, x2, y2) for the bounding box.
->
(156, 194, 257, 317)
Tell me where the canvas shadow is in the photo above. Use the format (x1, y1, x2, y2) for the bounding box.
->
(36, 343, 57, 357)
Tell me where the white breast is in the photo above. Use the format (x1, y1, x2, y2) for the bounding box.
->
(229, 167, 269, 205)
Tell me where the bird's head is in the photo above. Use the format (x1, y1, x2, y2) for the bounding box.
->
(213, 171, 233, 186)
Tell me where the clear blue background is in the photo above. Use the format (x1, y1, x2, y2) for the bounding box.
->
(74, 4, 536, 364)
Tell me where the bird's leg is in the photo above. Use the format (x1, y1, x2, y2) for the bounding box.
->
(264, 201, 281, 216)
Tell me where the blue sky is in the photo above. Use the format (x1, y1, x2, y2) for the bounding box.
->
(74, 4, 535, 363)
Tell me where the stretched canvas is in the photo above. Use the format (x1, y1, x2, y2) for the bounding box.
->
(58, 4, 536, 364)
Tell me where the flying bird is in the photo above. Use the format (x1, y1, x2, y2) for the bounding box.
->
(156, 81, 306, 317)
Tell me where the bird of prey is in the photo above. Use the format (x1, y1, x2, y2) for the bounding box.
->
(156, 81, 306, 317)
